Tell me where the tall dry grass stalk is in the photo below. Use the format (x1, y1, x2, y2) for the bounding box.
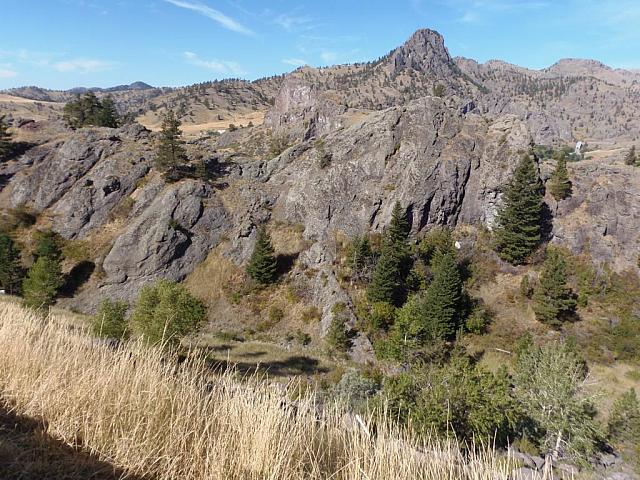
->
(0, 302, 538, 479)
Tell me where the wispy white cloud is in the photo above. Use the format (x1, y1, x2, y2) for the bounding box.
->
(429, 0, 549, 23)
(282, 58, 308, 67)
(0, 67, 18, 78)
(164, 0, 253, 36)
(459, 11, 479, 23)
(274, 13, 313, 32)
(320, 51, 338, 63)
(53, 58, 117, 73)
(184, 51, 246, 76)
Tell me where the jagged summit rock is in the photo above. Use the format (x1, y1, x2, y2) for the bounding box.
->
(387, 28, 455, 76)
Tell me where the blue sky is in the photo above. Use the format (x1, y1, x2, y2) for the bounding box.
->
(0, 0, 639, 90)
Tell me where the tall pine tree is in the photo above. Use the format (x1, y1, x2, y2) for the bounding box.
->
(548, 154, 572, 200)
(0, 233, 24, 295)
(494, 154, 544, 265)
(368, 202, 411, 306)
(532, 249, 577, 327)
(155, 110, 188, 173)
(0, 115, 12, 160)
(247, 227, 278, 285)
(97, 95, 119, 128)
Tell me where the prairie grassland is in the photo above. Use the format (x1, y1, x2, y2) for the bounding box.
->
(0, 301, 541, 480)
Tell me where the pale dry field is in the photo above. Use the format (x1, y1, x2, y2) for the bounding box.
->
(0, 301, 543, 480)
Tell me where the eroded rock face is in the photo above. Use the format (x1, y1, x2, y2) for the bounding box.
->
(264, 75, 346, 140)
(96, 180, 229, 304)
(9, 124, 154, 239)
(268, 97, 523, 259)
(551, 158, 640, 272)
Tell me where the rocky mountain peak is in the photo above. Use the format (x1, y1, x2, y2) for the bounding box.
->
(387, 28, 454, 76)
(545, 58, 612, 75)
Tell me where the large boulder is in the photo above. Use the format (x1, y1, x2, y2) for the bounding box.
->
(96, 179, 229, 305)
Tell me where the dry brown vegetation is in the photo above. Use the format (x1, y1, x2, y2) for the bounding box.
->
(0, 301, 545, 480)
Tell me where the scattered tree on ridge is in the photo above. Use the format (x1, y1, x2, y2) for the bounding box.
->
(548, 154, 572, 200)
(246, 227, 278, 285)
(624, 146, 637, 166)
(494, 154, 544, 265)
(155, 110, 188, 174)
(0, 115, 12, 160)
(63, 92, 120, 128)
(33, 230, 62, 261)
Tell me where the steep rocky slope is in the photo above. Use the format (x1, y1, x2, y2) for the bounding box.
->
(0, 27, 638, 343)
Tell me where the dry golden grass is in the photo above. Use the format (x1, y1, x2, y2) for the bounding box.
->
(0, 301, 546, 480)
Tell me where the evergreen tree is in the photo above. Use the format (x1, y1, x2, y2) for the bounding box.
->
(368, 202, 411, 306)
(387, 251, 462, 358)
(63, 92, 120, 128)
(0, 233, 24, 295)
(155, 110, 188, 173)
(386, 201, 410, 245)
(532, 249, 577, 327)
(625, 146, 637, 166)
(22, 256, 63, 309)
(608, 389, 640, 456)
(494, 154, 544, 264)
(420, 252, 463, 338)
(548, 154, 572, 200)
(246, 227, 278, 285)
(349, 235, 374, 282)
(0, 115, 12, 160)
(34, 230, 62, 261)
(97, 95, 119, 128)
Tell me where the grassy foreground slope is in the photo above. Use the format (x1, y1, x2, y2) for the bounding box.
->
(0, 301, 540, 480)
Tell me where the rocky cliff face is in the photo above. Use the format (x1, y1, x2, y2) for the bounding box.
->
(1, 28, 638, 358)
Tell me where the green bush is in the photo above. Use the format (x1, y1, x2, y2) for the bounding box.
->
(91, 299, 129, 339)
(367, 301, 396, 331)
(332, 368, 380, 411)
(131, 280, 206, 346)
(513, 340, 601, 463)
(326, 304, 351, 353)
(608, 389, 640, 462)
(382, 355, 518, 446)
(465, 303, 491, 334)
(22, 256, 63, 309)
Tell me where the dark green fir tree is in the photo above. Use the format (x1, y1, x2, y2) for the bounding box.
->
(532, 249, 577, 327)
(0, 233, 24, 295)
(548, 154, 572, 200)
(247, 227, 278, 285)
(155, 110, 188, 173)
(494, 154, 544, 265)
(368, 202, 411, 306)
